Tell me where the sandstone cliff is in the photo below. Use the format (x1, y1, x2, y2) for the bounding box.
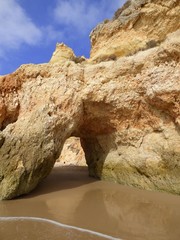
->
(57, 137, 86, 166)
(0, 0, 179, 199)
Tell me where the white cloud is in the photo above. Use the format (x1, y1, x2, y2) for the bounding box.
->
(0, 0, 42, 58)
(54, 0, 123, 34)
(42, 25, 64, 44)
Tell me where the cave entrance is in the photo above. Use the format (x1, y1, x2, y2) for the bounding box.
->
(55, 137, 87, 167)
(53, 137, 91, 187)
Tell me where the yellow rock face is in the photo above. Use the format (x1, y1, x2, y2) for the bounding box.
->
(49, 43, 76, 63)
(90, 0, 180, 62)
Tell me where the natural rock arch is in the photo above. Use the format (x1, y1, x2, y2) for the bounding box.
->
(0, 0, 180, 199)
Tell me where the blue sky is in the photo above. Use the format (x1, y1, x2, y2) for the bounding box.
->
(0, 0, 126, 75)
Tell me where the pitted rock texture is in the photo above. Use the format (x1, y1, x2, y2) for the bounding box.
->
(90, 0, 180, 62)
(0, 0, 180, 199)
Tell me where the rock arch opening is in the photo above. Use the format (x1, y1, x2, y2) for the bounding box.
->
(55, 137, 87, 167)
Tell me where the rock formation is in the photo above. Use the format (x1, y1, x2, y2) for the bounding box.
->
(57, 137, 86, 166)
(49, 43, 76, 63)
(0, 0, 179, 199)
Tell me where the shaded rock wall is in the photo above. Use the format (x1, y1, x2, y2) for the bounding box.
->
(0, 0, 179, 199)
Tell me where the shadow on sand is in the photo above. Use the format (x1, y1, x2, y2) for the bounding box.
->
(23, 165, 98, 198)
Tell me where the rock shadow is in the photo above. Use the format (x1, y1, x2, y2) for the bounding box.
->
(20, 166, 98, 198)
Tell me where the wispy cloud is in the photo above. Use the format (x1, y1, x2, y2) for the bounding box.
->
(0, 0, 42, 58)
(42, 25, 64, 44)
(54, 0, 123, 35)
(0, 0, 124, 58)
(0, 0, 126, 75)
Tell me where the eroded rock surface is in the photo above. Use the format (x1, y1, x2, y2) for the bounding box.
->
(0, 0, 180, 199)
(57, 137, 86, 166)
(90, 0, 180, 62)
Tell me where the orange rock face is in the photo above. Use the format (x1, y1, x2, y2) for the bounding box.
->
(0, 0, 180, 199)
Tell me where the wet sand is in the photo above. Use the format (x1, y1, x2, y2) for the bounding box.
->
(0, 165, 180, 240)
